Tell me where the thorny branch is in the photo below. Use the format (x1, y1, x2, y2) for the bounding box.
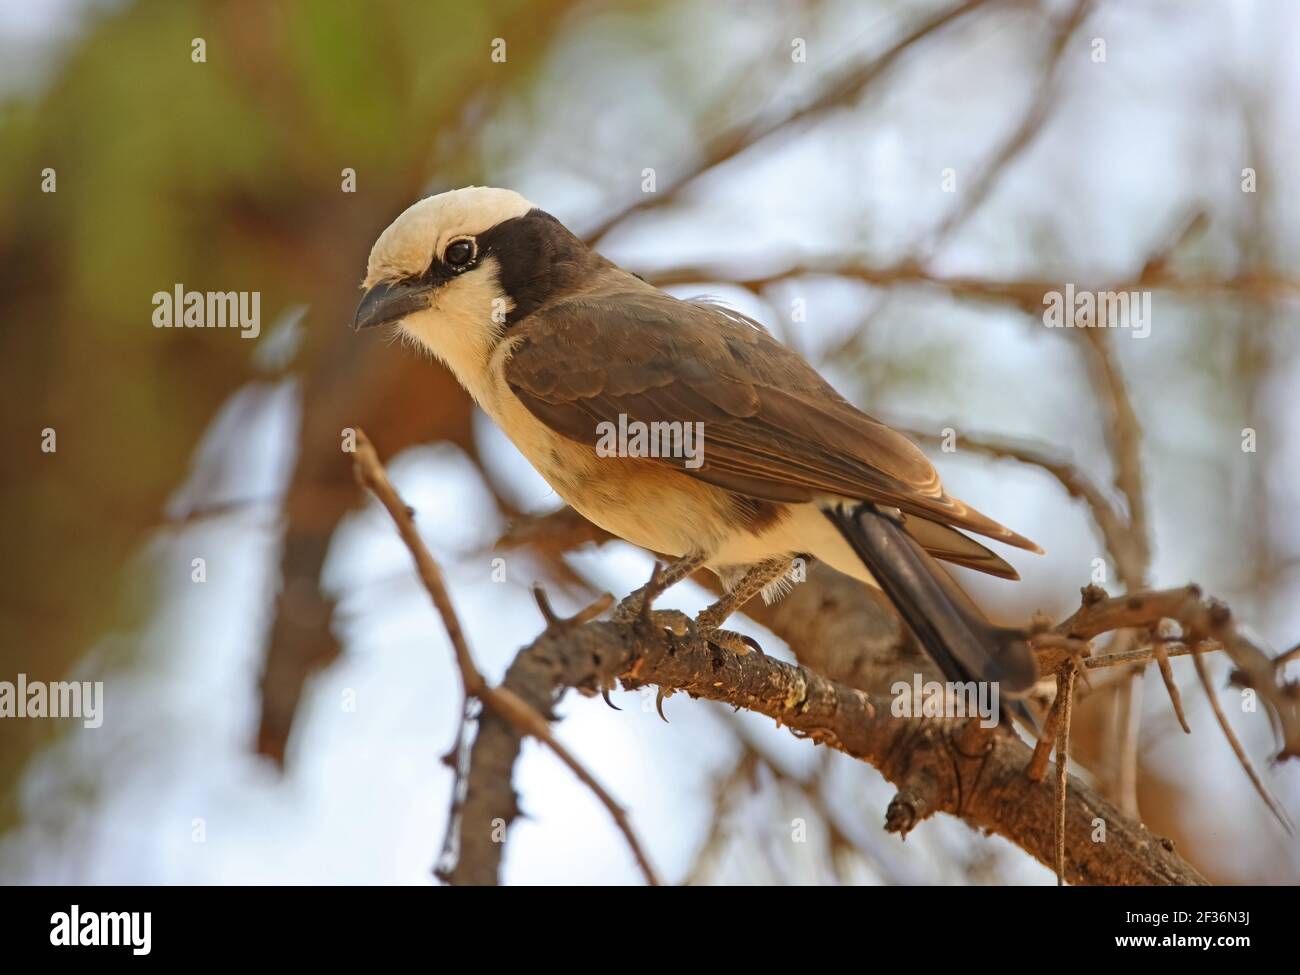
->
(1047, 585, 1300, 765)
(478, 501, 1300, 883)
(452, 580, 1208, 886)
(356, 433, 1299, 882)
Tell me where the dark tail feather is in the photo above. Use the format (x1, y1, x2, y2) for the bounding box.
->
(824, 503, 1039, 727)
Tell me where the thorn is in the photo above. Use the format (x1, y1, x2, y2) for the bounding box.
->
(533, 586, 613, 630)
(532, 584, 560, 626)
(571, 592, 614, 626)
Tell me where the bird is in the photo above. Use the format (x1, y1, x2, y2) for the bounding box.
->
(353, 185, 1042, 705)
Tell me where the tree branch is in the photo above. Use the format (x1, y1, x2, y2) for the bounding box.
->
(643, 260, 1300, 309)
(1050, 585, 1300, 766)
(459, 604, 1206, 885)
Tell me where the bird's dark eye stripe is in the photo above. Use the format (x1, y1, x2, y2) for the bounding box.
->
(445, 238, 475, 269)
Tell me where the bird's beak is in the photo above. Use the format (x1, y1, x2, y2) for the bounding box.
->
(352, 280, 434, 331)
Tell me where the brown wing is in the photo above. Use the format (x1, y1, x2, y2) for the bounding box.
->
(503, 286, 1041, 566)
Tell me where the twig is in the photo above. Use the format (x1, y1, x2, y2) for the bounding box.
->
(1053, 587, 1299, 761)
(350, 428, 661, 885)
(434, 696, 479, 881)
(1027, 665, 1073, 784)
(1189, 640, 1294, 834)
(352, 431, 482, 693)
(1150, 637, 1191, 734)
(643, 260, 1300, 310)
(1077, 640, 1194, 669)
(586, 0, 999, 244)
(1051, 585, 1298, 831)
(1054, 661, 1078, 885)
(1112, 651, 1143, 818)
(923, 0, 1092, 249)
(1077, 328, 1150, 588)
(1035, 632, 1199, 735)
(1275, 643, 1300, 670)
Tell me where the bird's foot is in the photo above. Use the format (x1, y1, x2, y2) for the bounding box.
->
(612, 599, 697, 651)
(646, 608, 695, 639)
(611, 554, 707, 624)
(699, 624, 764, 657)
(610, 588, 650, 624)
(614, 590, 693, 628)
(694, 595, 763, 656)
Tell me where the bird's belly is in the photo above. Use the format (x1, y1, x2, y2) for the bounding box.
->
(478, 365, 877, 589)
(546, 453, 734, 557)
(481, 381, 737, 557)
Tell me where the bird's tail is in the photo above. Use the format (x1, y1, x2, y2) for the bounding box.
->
(823, 502, 1038, 726)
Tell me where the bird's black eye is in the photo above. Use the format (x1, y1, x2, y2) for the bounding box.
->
(445, 239, 475, 269)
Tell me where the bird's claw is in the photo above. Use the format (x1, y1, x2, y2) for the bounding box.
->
(648, 609, 694, 637)
(701, 627, 764, 657)
(655, 687, 671, 723)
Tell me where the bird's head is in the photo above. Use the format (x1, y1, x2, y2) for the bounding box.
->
(354, 186, 592, 381)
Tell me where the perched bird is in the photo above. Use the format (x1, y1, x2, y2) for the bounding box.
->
(354, 186, 1041, 701)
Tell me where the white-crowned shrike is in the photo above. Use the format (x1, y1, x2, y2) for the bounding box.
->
(354, 186, 1041, 705)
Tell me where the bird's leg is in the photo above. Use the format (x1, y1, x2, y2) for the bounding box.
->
(611, 551, 707, 625)
(696, 556, 794, 630)
(694, 556, 795, 656)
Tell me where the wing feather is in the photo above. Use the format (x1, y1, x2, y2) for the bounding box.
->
(504, 286, 1041, 559)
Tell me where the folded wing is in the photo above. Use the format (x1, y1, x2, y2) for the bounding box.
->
(504, 286, 1041, 576)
